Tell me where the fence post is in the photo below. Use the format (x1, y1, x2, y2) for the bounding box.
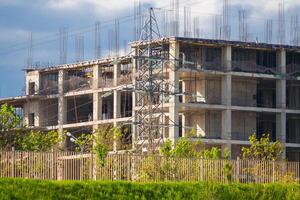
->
(57, 153, 62, 180)
(92, 153, 97, 180)
(11, 147, 15, 178)
(200, 158, 204, 181)
(90, 153, 92, 180)
(131, 155, 136, 181)
(113, 154, 117, 180)
(272, 160, 275, 183)
(127, 154, 130, 181)
(236, 157, 240, 183)
(51, 149, 54, 180)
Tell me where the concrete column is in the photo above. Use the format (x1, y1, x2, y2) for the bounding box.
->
(93, 93, 102, 126)
(112, 61, 120, 151)
(221, 75, 232, 106)
(276, 49, 286, 159)
(276, 80, 286, 108)
(181, 113, 186, 137)
(36, 101, 41, 127)
(113, 90, 121, 119)
(276, 112, 286, 159)
(277, 49, 286, 74)
(276, 49, 286, 109)
(111, 68, 120, 151)
(222, 46, 232, 72)
(113, 63, 121, 87)
(58, 70, 66, 139)
(169, 41, 180, 143)
(221, 46, 232, 152)
(222, 109, 231, 140)
(93, 64, 101, 89)
(93, 65, 102, 131)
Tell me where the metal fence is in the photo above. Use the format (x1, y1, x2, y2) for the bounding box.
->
(0, 151, 299, 183)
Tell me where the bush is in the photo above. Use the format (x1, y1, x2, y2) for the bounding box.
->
(0, 178, 299, 200)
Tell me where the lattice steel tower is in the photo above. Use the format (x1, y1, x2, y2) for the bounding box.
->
(133, 8, 170, 153)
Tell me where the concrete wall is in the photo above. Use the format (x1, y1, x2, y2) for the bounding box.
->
(186, 112, 206, 137)
(183, 78, 221, 104)
(184, 110, 221, 139)
(26, 71, 40, 95)
(24, 100, 40, 127)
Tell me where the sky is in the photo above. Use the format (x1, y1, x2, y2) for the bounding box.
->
(0, 0, 300, 98)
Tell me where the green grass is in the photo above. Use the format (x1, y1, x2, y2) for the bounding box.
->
(0, 178, 299, 200)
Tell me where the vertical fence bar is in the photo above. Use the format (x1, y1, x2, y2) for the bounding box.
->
(11, 148, 15, 178)
(1, 151, 300, 183)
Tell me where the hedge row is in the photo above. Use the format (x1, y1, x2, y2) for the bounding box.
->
(0, 178, 300, 200)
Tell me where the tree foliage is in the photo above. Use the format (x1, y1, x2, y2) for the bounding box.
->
(18, 130, 63, 151)
(0, 104, 21, 131)
(0, 104, 62, 151)
(71, 133, 94, 152)
(93, 125, 122, 166)
(0, 104, 22, 149)
(242, 133, 283, 161)
(160, 138, 229, 159)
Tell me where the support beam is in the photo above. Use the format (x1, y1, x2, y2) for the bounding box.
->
(276, 49, 286, 159)
(113, 89, 120, 152)
(181, 113, 186, 137)
(221, 46, 232, 153)
(221, 75, 232, 106)
(169, 41, 180, 143)
(222, 46, 232, 72)
(276, 112, 286, 149)
(113, 90, 121, 119)
(92, 64, 102, 131)
(58, 70, 66, 148)
(113, 63, 121, 87)
(276, 49, 286, 109)
(222, 109, 232, 140)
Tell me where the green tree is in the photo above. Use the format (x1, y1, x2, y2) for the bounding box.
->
(172, 138, 199, 157)
(0, 103, 63, 151)
(242, 133, 283, 161)
(70, 133, 94, 152)
(200, 147, 230, 159)
(0, 104, 21, 131)
(18, 130, 63, 151)
(160, 139, 173, 157)
(93, 125, 122, 166)
(0, 104, 22, 149)
(160, 138, 229, 159)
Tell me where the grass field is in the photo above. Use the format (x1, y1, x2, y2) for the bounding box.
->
(0, 178, 299, 200)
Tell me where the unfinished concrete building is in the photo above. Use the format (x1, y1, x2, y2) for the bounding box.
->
(1, 37, 300, 160)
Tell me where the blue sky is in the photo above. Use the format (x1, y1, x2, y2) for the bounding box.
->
(0, 0, 299, 98)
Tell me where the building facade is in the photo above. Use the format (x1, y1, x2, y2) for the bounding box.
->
(1, 37, 300, 160)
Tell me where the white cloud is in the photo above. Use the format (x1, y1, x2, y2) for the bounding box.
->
(47, 0, 134, 13)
